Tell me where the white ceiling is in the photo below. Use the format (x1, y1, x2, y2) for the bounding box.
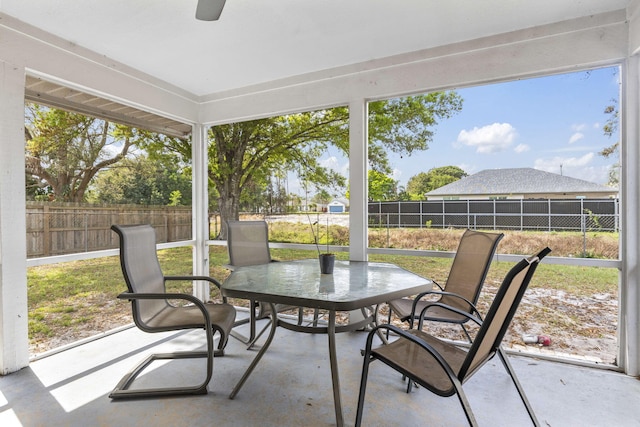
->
(0, 0, 631, 99)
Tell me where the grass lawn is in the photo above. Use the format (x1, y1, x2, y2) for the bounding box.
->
(27, 229, 619, 364)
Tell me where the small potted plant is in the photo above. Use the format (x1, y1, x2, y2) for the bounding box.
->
(308, 213, 335, 274)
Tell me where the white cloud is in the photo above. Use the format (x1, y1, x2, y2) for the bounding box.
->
(320, 156, 339, 170)
(320, 156, 349, 176)
(456, 122, 517, 154)
(568, 132, 584, 144)
(572, 123, 587, 132)
(534, 152, 594, 169)
(514, 144, 530, 153)
(533, 152, 610, 183)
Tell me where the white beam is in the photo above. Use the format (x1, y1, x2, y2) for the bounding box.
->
(0, 15, 198, 127)
(348, 101, 368, 262)
(192, 123, 210, 301)
(0, 61, 29, 373)
(199, 12, 627, 125)
(621, 56, 640, 376)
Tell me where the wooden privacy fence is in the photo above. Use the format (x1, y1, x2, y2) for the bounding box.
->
(26, 203, 192, 258)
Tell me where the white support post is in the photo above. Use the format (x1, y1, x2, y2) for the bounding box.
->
(348, 100, 368, 262)
(348, 100, 368, 324)
(192, 123, 210, 301)
(621, 57, 640, 376)
(0, 61, 29, 373)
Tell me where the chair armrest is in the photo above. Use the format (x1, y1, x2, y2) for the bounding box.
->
(117, 291, 209, 306)
(416, 302, 483, 330)
(164, 275, 223, 290)
(117, 292, 215, 334)
(410, 289, 480, 320)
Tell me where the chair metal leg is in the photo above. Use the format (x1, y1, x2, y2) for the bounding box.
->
(452, 378, 479, 427)
(245, 318, 272, 350)
(461, 324, 474, 343)
(355, 343, 373, 426)
(327, 310, 344, 427)
(230, 301, 260, 348)
(110, 328, 215, 399)
(497, 348, 540, 426)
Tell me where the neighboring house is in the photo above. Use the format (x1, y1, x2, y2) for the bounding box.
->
(425, 168, 618, 200)
(328, 198, 349, 213)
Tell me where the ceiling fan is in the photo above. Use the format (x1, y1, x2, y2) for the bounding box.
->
(195, 0, 226, 21)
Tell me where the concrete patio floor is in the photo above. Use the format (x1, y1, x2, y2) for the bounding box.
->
(1, 312, 639, 427)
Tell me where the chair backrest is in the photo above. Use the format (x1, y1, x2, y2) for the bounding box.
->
(226, 220, 272, 267)
(111, 224, 169, 327)
(459, 247, 551, 381)
(439, 229, 504, 311)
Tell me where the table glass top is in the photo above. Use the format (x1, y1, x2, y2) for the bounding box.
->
(222, 259, 431, 309)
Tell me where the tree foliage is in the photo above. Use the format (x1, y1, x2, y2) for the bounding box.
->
(368, 170, 398, 201)
(133, 91, 463, 237)
(25, 104, 138, 202)
(87, 154, 192, 206)
(406, 166, 467, 200)
(599, 100, 620, 186)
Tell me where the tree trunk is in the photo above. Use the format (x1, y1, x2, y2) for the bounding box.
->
(216, 181, 241, 240)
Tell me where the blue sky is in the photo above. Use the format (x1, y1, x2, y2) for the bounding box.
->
(312, 66, 620, 197)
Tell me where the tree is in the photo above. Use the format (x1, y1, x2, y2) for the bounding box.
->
(87, 154, 192, 206)
(144, 92, 463, 238)
(599, 100, 620, 186)
(368, 170, 398, 201)
(312, 189, 333, 206)
(25, 104, 137, 202)
(406, 166, 467, 200)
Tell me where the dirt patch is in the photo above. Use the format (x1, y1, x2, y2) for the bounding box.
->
(267, 214, 619, 365)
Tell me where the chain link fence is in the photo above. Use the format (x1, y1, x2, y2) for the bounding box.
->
(368, 198, 619, 232)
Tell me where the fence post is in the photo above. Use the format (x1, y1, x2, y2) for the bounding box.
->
(493, 199, 496, 230)
(582, 212, 587, 257)
(467, 200, 470, 229)
(84, 212, 88, 252)
(42, 204, 50, 257)
(387, 213, 390, 247)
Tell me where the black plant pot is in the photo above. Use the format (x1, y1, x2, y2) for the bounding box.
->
(319, 253, 335, 274)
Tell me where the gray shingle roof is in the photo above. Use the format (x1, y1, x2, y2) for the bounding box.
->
(426, 168, 617, 196)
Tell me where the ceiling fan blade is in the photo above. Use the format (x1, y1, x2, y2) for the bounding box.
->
(195, 0, 226, 21)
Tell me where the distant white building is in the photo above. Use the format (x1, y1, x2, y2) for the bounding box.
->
(327, 198, 349, 213)
(426, 168, 618, 200)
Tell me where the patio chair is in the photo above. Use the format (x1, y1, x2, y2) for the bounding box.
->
(355, 247, 551, 427)
(225, 220, 303, 348)
(386, 229, 504, 342)
(110, 224, 236, 399)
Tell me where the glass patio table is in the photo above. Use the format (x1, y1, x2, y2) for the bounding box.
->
(222, 258, 431, 427)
